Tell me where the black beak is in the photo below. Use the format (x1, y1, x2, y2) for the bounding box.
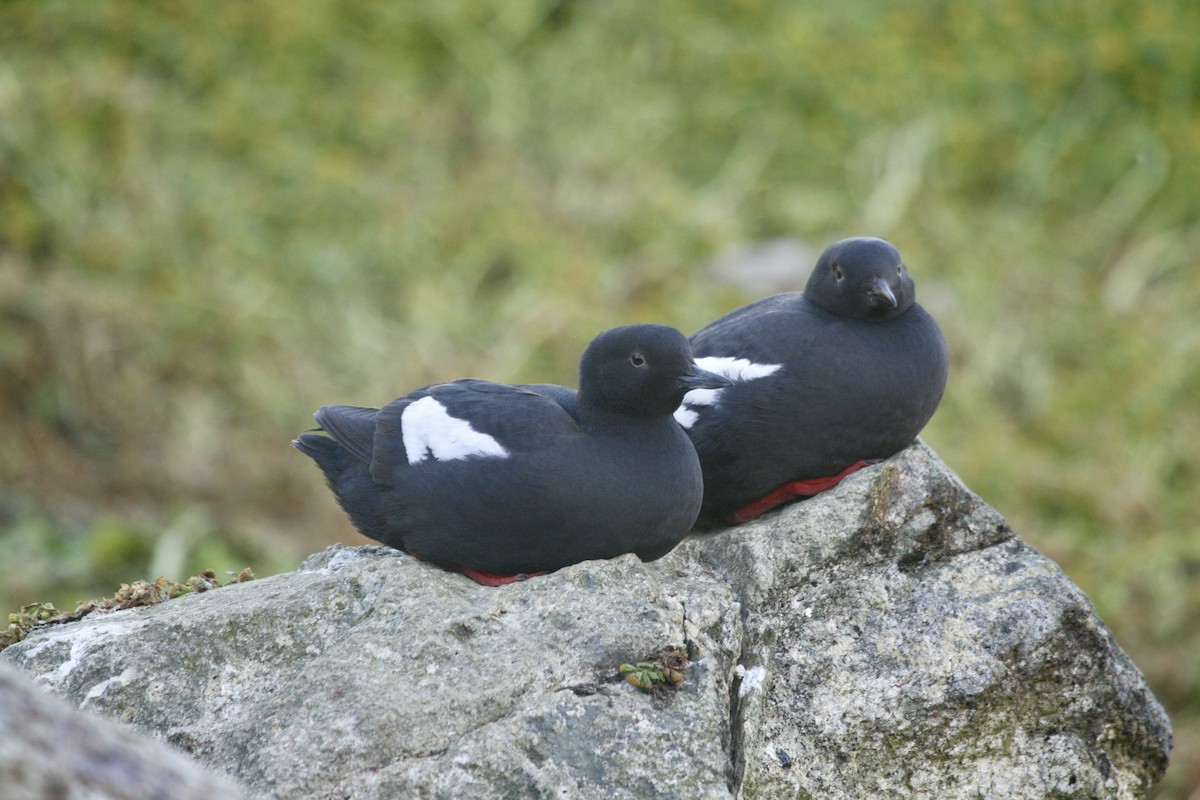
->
(679, 363, 735, 391)
(868, 277, 898, 308)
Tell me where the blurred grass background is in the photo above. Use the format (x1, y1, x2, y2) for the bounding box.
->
(0, 0, 1196, 792)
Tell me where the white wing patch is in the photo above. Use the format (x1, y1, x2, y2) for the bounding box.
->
(681, 387, 723, 407)
(673, 356, 782, 429)
(401, 396, 510, 465)
(693, 356, 782, 382)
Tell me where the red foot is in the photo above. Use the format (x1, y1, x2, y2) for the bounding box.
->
(727, 460, 875, 524)
(458, 566, 545, 587)
(407, 552, 543, 586)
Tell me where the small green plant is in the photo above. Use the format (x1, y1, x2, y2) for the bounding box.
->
(619, 662, 667, 690)
(2, 602, 63, 648)
(618, 645, 688, 692)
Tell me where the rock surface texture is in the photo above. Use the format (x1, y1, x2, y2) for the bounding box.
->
(1, 443, 1171, 799)
(0, 661, 245, 799)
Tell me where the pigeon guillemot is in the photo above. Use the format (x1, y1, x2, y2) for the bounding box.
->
(676, 237, 948, 527)
(294, 324, 732, 585)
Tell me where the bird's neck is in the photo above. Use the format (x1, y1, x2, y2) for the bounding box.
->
(574, 398, 674, 434)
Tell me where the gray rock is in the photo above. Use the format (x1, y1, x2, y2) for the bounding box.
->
(2, 443, 1171, 799)
(0, 661, 246, 799)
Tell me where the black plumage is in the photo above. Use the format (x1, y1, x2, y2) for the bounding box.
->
(295, 324, 731, 584)
(678, 237, 948, 527)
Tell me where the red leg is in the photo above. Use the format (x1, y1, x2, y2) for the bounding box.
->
(458, 566, 545, 587)
(727, 460, 875, 524)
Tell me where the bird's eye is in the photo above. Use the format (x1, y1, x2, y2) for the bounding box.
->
(630, 352, 646, 367)
(897, 264, 905, 275)
(832, 263, 844, 280)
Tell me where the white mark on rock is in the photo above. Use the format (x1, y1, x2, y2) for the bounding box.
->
(401, 396, 510, 465)
(83, 666, 140, 706)
(15, 611, 149, 693)
(738, 665, 767, 698)
(673, 356, 782, 428)
(313, 547, 368, 573)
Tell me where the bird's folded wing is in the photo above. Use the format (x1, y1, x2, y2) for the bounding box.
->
(370, 380, 580, 483)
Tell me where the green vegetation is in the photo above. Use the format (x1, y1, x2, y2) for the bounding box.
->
(619, 645, 689, 693)
(0, 568, 255, 651)
(1, 1, 1196, 793)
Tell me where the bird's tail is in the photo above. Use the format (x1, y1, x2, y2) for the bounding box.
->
(293, 433, 388, 539)
(293, 431, 351, 470)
